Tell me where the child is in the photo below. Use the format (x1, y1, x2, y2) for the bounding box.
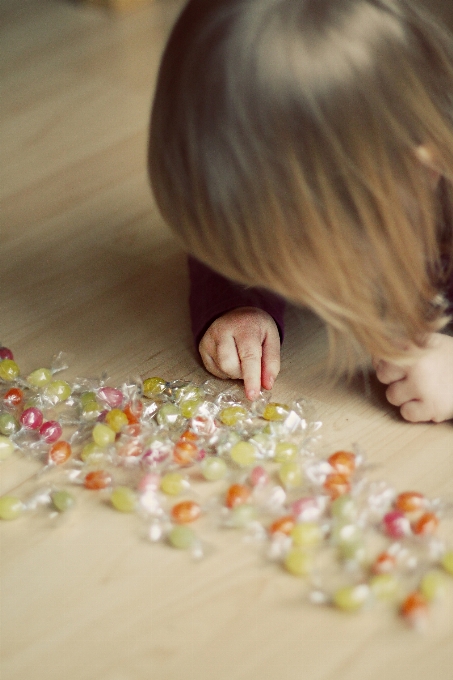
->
(149, 0, 453, 423)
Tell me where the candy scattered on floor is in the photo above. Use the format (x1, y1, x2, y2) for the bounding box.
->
(0, 345, 452, 629)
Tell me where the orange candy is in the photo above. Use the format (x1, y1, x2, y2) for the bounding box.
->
(123, 402, 143, 425)
(323, 473, 351, 500)
(117, 440, 142, 457)
(171, 500, 201, 524)
(3, 387, 23, 407)
(327, 451, 356, 476)
(412, 512, 439, 535)
(225, 484, 251, 509)
(371, 551, 397, 575)
(269, 515, 295, 536)
(173, 440, 199, 466)
(180, 429, 198, 443)
(400, 591, 429, 625)
(84, 470, 113, 490)
(48, 441, 71, 465)
(394, 491, 426, 514)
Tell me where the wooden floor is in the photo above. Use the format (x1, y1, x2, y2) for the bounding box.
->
(0, 2, 452, 679)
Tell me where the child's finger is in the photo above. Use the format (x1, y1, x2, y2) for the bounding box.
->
(200, 351, 230, 379)
(237, 344, 263, 400)
(261, 329, 281, 390)
(375, 360, 407, 385)
(400, 400, 430, 423)
(215, 335, 242, 379)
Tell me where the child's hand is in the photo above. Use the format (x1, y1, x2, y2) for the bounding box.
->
(373, 333, 453, 423)
(199, 307, 281, 400)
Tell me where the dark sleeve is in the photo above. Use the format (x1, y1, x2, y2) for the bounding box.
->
(188, 256, 286, 347)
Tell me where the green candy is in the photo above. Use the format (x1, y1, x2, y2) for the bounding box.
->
(27, 367, 52, 387)
(168, 525, 196, 550)
(179, 398, 203, 419)
(219, 406, 248, 426)
(44, 380, 71, 402)
(157, 403, 181, 427)
(51, 490, 75, 513)
(0, 413, 20, 436)
(369, 574, 399, 601)
(230, 441, 257, 467)
(230, 504, 257, 527)
(200, 456, 228, 481)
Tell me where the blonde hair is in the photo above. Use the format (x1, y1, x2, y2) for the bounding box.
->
(149, 0, 453, 369)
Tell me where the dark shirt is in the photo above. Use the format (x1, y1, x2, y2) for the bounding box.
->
(188, 256, 286, 347)
(189, 255, 453, 348)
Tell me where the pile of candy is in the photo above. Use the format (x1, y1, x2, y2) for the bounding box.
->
(0, 345, 452, 629)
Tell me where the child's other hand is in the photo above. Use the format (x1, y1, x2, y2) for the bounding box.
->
(199, 307, 281, 401)
(373, 333, 453, 423)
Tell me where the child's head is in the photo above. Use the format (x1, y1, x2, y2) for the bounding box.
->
(149, 0, 453, 364)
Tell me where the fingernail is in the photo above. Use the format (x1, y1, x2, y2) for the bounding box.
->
(248, 390, 257, 401)
(268, 377, 274, 389)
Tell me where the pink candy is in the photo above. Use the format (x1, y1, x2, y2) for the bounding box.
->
(39, 420, 63, 443)
(383, 510, 411, 538)
(97, 387, 123, 408)
(0, 346, 14, 361)
(20, 407, 44, 430)
(250, 465, 269, 487)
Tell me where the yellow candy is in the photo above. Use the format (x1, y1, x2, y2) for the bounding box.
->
(441, 550, 453, 575)
(105, 409, 128, 433)
(262, 402, 289, 421)
(0, 360, 20, 381)
(274, 441, 298, 463)
(143, 377, 166, 397)
(278, 461, 302, 488)
(284, 548, 313, 576)
(369, 574, 399, 601)
(111, 486, 137, 513)
(92, 423, 116, 447)
(160, 471, 186, 496)
(291, 522, 323, 548)
(420, 570, 447, 601)
(230, 441, 257, 467)
(219, 406, 248, 426)
(179, 399, 203, 418)
(0, 496, 24, 520)
(333, 584, 370, 612)
(80, 442, 105, 462)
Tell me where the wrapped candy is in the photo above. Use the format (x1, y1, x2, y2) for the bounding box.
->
(0, 346, 452, 629)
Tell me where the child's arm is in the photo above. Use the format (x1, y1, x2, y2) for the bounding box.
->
(374, 332, 453, 422)
(188, 257, 284, 399)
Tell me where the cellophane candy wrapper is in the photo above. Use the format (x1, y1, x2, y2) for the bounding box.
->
(1, 346, 452, 628)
